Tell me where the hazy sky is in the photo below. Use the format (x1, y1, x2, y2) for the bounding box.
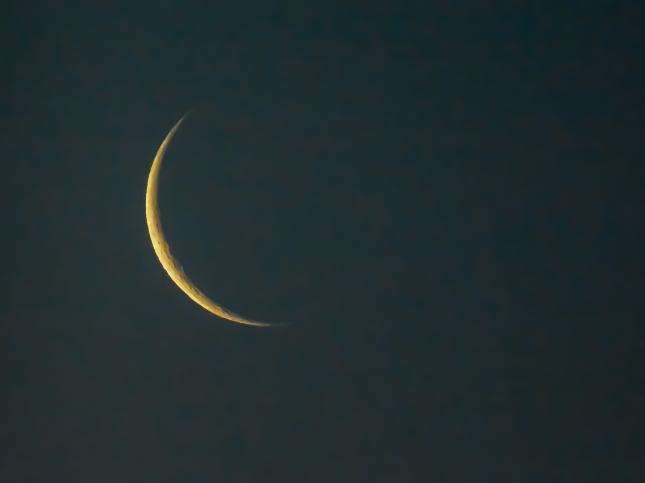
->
(3, 1, 643, 481)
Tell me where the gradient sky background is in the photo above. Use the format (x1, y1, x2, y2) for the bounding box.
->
(3, 1, 644, 481)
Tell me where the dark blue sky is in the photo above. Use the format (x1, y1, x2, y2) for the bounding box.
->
(3, 1, 643, 481)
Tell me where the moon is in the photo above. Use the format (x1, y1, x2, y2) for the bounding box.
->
(145, 113, 278, 327)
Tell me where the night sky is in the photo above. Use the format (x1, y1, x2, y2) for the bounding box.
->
(3, 1, 644, 481)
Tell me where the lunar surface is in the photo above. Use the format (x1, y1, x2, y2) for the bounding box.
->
(145, 113, 278, 327)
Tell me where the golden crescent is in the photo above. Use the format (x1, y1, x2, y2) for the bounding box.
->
(145, 113, 277, 327)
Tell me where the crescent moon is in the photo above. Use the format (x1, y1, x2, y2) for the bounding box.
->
(145, 113, 277, 327)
